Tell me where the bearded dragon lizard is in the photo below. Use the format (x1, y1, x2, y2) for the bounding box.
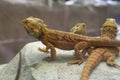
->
(22, 16, 120, 63)
(81, 18, 120, 80)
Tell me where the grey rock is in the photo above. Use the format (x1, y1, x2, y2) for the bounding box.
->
(0, 41, 120, 80)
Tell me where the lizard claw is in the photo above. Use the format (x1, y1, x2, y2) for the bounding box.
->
(38, 47, 48, 52)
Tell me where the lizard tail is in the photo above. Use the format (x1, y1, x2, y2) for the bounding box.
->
(88, 38, 120, 47)
(81, 48, 105, 80)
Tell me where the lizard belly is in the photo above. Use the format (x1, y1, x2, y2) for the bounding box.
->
(50, 40, 75, 50)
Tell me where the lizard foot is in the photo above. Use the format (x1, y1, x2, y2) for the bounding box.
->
(38, 47, 48, 52)
(43, 56, 55, 61)
(107, 62, 120, 68)
(67, 59, 83, 65)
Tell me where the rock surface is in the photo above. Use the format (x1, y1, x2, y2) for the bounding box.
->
(0, 41, 120, 80)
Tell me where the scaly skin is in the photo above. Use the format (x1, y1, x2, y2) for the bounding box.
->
(81, 18, 120, 80)
(22, 16, 120, 62)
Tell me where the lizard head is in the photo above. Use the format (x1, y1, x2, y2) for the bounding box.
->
(70, 23, 86, 35)
(101, 18, 118, 39)
(22, 16, 47, 38)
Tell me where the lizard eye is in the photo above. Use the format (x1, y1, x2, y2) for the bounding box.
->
(82, 23, 86, 27)
(82, 25, 85, 27)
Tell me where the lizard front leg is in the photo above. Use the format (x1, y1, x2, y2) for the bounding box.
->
(44, 43, 56, 61)
(40, 38, 56, 61)
(68, 41, 88, 64)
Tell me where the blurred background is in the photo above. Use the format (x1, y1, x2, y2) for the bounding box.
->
(0, 0, 120, 64)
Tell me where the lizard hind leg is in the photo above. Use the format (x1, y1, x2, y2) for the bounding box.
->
(106, 54, 120, 68)
(68, 41, 88, 64)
